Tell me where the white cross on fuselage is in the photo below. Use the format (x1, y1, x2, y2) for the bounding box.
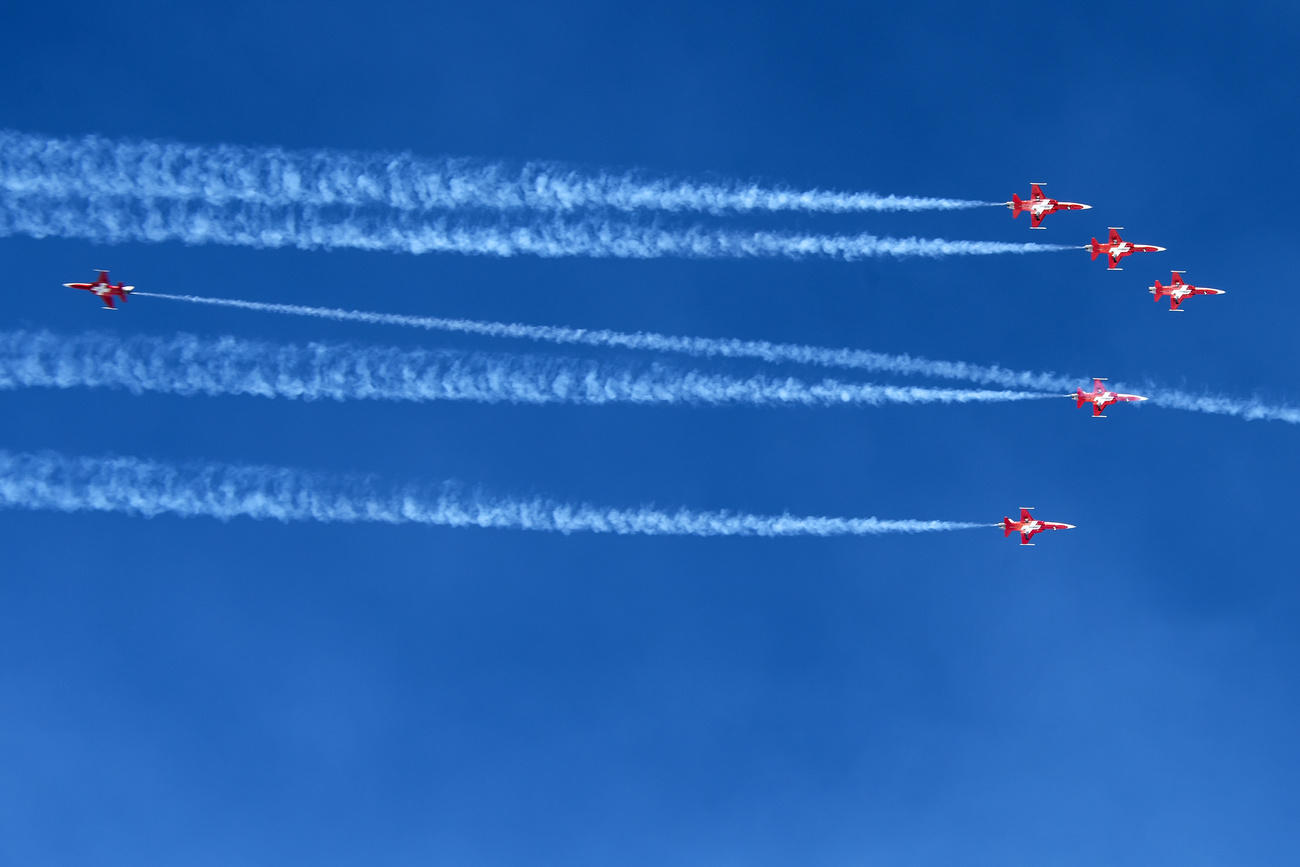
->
(1022, 520, 1042, 533)
(1172, 287, 1192, 299)
(1031, 200, 1052, 216)
(1093, 392, 1114, 405)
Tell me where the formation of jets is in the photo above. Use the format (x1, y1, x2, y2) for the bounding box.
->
(1006, 183, 1226, 311)
(57, 182, 1229, 548)
(996, 182, 1228, 544)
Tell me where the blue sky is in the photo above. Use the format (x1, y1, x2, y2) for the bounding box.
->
(2, 1, 1299, 865)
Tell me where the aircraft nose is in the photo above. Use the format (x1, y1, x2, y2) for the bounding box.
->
(1061, 523, 1077, 530)
(1078, 204, 1093, 210)
(1151, 245, 1167, 252)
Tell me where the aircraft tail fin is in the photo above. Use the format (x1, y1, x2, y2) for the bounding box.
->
(1090, 239, 1100, 260)
(1003, 518, 1014, 537)
(1010, 193, 1023, 216)
(1075, 389, 1087, 409)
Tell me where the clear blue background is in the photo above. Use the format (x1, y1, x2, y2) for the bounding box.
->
(2, 2, 1297, 865)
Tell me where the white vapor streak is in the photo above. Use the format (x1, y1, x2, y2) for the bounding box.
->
(0, 194, 1074, 261)
(133, 294, 1300, 426)
(0, 129, 998, 215)
(1140, 388, 1300, 424)
(137, 292, 1083, 391)
(0, 330, 1053, 409)
(0, 450, 987, 538)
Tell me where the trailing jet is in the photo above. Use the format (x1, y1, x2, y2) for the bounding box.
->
(63, 270, 135, 309)
(1002, 507, 1075, 547)
(1089, 228, 1165, 270)
(1151, 271, 1225, 312)
(1070, 378, 1148, 418)
(1005, 183, 1091, 229)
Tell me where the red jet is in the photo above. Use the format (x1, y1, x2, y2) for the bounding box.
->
(1002, 507, 1075, 547)
(1004, 183, 1091, 229)
(1089, 228, 1165, 270)
(1150, 271, 1225, 312)
(1070, 377, 1148, 418)
(63, 270, 135, 309)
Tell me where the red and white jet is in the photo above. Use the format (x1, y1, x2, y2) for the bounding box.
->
(1150, 271, 1225, 312)
(1070, 377, 1148, 418)
(1005, 183, 1091, 229)
(1001, 507, 1075, 547)
(1088, 227, 1165, 270)
(63, 270, 135, 309)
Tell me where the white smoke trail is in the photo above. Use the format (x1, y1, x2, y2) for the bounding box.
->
(136, 292, 1082, 391)
(0, 450, 989, 538)
(1137, 388, 1300, 424)
(0, 129, 998, 215)
(0, 330, 1055, 409)
(0, 194, 1075, 262)
(131, 294, 1300, 426)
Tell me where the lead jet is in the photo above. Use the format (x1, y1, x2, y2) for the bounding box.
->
(1088, 227, 1165, 270)
(63, 270, 135, 309)
(1002, 507, 1075, 547)
(1070, 377, 1148, 418)
(1005, 183, 1091, 229)
(1151, 271, 1225, 312)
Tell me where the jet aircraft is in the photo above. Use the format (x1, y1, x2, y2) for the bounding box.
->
(1002, 508, 1075, 547)
(1151, 271, 1225, 311)
(1005, 183, 1091, 229)
(1089, 228, 1165, 270)
(1070, 378, 1148, 418)
(63, 270, 135, 309)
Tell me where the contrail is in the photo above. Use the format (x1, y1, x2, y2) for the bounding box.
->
(1136, 387, 1300, 425)
(0, 129, 999, 215)
(0, 330, 1053, 409)
(131, 294, 1300, 426)
(136, 291, 1082, 391)
(0, 450, 989, 538)
(0, 194, 1075, 262)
